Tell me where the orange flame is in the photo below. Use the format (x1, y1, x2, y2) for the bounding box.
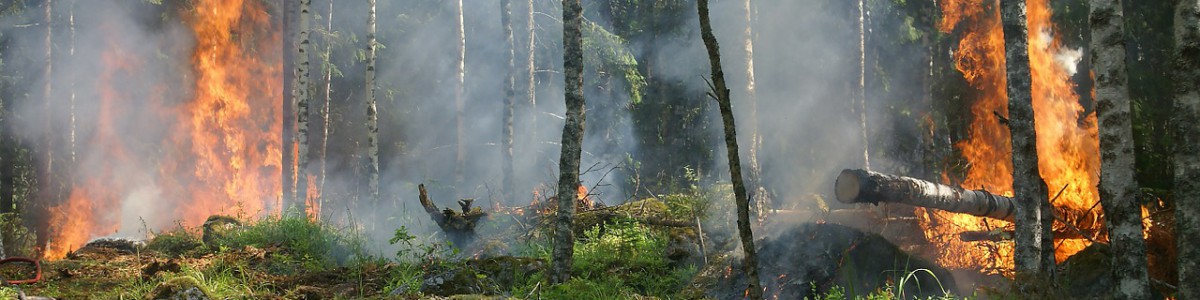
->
(43, 0, 281, 259)
(923, 0, 1102, 274)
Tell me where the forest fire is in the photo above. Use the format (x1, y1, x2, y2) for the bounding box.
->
(921, 0, 1102, 274)
(42, 0, 281, 259)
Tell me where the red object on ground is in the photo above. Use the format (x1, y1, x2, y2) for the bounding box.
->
(0, 257, 42, 284)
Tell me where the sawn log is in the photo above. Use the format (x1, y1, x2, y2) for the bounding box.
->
(835, 169, 1016, 221)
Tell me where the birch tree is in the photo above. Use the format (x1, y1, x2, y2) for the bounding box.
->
(1090, 1, 1152, 298)
(742, 0, 768, 221)
(366, 0, 380, 206)
(318, 0, 335, 213)
(1000, 0, 1054, 282)
(283, 0, 295, 211)
(551, 0, 584, 284)
(698, 0, 761, 298)
(1174, 0, 1200, 298)
(294, 0, 312, 215)
(454, 0, 467, 193)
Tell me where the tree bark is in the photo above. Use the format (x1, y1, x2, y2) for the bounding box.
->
(501, 0, 516, 205)
(697, 1, 761, 298)
(283, 0, 295, 212)
(742, 0, 768, 223)
(526, 0, 537, 144)
(68, 0, 75, 165)
(1174, 0, 1200, 298)
(835, 169, 1017, 221)
(454, 0, 467, 194)
(1000, 0, 1054, 282)
(1090, 1, 1152, 298)
(551, 0, 584, 284)
(366, 0, 380, 206)
(36, 0, 54, 253)
(293, 0, 312, 216)
(857, 0, 870, 171)
(317, 0, 334, 215)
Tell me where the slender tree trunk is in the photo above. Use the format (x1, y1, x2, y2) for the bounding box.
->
(857, 0, 870, 171)
(698, 1, 761, 298)
(68, 0, 75, 165)
(501, 0, 516, 205)
(318, 0, 334, 216)
(1000, 0, 1054, 282)
(283, 0, 295, 213)
(293, 0, 312, 216)
(36, 0, 54, 253)
(454, 0, 467, 194)
(527, 0, 537, 145)
(551, 0, 584, 284)
(1174, 1, 1200, 298)
(366, 0, 380, 206)
(1089, 1, 1151, 298)
(742, 0, 768, 222)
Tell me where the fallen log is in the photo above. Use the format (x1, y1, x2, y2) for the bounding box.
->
(835, 169, 1015, 221)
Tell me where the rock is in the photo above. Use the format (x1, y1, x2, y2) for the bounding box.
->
(144, 276, 213, 300)
(201, 215, 241, 246)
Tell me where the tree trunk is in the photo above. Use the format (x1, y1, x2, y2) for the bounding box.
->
(551, 0, 584, 284)
(68, 0, 75, 165)
(1089, 1, 1152, 298)
(857, 0, 870, 171)
(283, 0, 295, 213)
(366, 0, 380, 206)
(1000, 0, 1054, 282)
(835, 169, 1017, 221)
(697, 1, 761, 298)
(1174, 1, 1200, 298)
(526, 0, 537, 145)
(293, 0, 312, 216)
(317, 0, 334, 217)
(454, 0, 467, 194)
(742, 0, 768, 223)
(36, 0, 54, 254)
(501, 0, 516, 205)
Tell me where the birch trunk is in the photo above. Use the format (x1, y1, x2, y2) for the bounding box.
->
(366, 0, 380, 206)
(501, 0, 516, 205)
(835, 169, 1017, 221)
(1090, 1, 1151, 298)
(1174, 0, 1200, 298)
(294, 0, 312, 215)
(527, 0, 537, 143)
(550, 0, 585, 284)
(318, 0, 334, 214)
(454, 0, 467, 193)
(857, 0, 870, 171)
(698, 1, 761, 298)
(1000, 0, 1054, 282)
(743, 0, 768, 222)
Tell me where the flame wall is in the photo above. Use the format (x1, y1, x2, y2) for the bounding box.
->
(39, 0, 281, 259)
(923, 0, 1102, 275)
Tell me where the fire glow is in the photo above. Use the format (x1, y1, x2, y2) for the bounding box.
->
(42, 0, 282, 259)
(918, 0, 1103, 274)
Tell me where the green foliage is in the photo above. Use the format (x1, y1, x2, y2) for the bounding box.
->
(0, 212, 37, 257)
(208, 215, 367, 270)
(145, 226, 204, 257)
(583, 21, 646, 106)
(567, 219, 696, 298)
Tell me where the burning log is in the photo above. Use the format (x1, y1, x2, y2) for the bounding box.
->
(418, 184, 486, 240)
(835, 169, 1015, 221)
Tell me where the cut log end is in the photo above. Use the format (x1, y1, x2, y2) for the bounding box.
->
(835, 169, 863, 204)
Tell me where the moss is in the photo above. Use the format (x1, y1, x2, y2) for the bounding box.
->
(143, 276, 213, 300)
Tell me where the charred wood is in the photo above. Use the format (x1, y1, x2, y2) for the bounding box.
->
(835, 169, 1015, 221)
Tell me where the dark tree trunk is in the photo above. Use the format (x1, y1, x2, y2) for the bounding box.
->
(1000, 0, 1054, 282)
(1090, 0, 1152, 298)
(697, 1, 761, 298)
(835, 169, 1016, 221)
(551, 0, 585, 284)
(1174, 0, 1200, 298)
(501, 0, 516, 205)
(282, 0, 295, 213)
